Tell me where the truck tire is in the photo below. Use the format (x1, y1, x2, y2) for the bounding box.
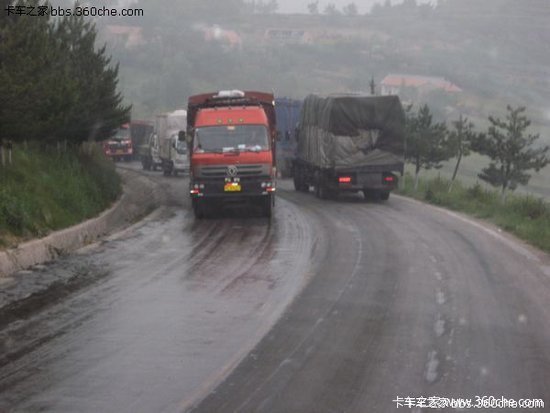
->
(262, 195, 273, 218)
(192, 198, 204, 219)
(293, 173, 301, 191)
(293, 166, 302, 191)
(315, 172, 328, 199)
(141, 157, 151, 170)
(380, 191, 390, 201)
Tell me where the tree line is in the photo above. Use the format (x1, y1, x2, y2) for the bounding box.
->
(0, 0, 130, 165)
(405, 104, 549, 201)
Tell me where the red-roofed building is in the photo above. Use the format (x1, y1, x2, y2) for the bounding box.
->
(381, 74, 462, 96)
(203, 26, 242, 49)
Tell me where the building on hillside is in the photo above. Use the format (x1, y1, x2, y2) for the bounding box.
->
(203, 25, 242, 49)
(380, 74, 462, 96)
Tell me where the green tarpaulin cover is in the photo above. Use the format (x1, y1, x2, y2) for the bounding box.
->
(297, 94, 405, 171)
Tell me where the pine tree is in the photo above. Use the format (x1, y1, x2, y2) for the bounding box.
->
(0, 0, 58, 144)
(405, 104, 450, 190)
(0, 1, 130, 150)
(447, 115, 479, 192)
(474, 106, 549, 201)
(53, 11, 130, 144)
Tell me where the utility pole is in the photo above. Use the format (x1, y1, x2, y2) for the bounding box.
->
(370, 76, 376, 95)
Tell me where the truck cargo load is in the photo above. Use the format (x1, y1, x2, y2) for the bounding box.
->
(293, 94, 405, 200)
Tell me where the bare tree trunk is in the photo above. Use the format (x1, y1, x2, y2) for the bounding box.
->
(448, 152, 463, 193)
(0, 143, 4, 168)
(501, 184, 508, 203)
(414, 161, 421, 191)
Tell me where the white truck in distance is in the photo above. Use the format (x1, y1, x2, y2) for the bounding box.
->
(156, 109, 189, 176)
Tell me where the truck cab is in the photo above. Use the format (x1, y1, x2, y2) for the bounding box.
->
(187, 90, 277, 218)
(102, 124, 133, 161)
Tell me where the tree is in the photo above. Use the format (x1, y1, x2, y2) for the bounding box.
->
(343, 2, 358, 16)
(474, 106, 549, 201)
(405, 104, 450, 190)
(324, 3, 340, 16)
(52, 12, 130, 143)
(0, 0, 58, 144)
(307, 1, 319, 14)
(0, 0, 130, 151)
(447, 115, 479, 192)
(253, 0, 278, 14)
(369, 76, 376, 95)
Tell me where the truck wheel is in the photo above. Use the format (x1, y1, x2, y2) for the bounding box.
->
(380, 191, 390, 201)
(141, 157, 150, 170)
(293, 174, 301, 191)
(293, 173, 305, 192)
(262, 195, 273, 218)
(315, 173, 328, 199)
(192, 199, 204, 219)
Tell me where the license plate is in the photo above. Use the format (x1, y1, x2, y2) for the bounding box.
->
(224, 183, 241, 192)
(116, 150, 126, 155)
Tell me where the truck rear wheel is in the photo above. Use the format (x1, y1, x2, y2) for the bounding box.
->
(293, 173, 301, 191)
(380, 191, 390, 201)
(192, 198, 204, 219)
(141, 157, 151, 170)
(315, 172, 328, 199)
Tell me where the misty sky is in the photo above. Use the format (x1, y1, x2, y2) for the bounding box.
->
(276, 0, 434, 14)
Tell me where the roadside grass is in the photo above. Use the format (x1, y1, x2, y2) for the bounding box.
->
(0, 144, 121, 249)
(397, 175, 550, 253)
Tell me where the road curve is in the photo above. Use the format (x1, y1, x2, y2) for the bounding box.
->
(191, 181, 550, 413)
(1, 169, 549, 413)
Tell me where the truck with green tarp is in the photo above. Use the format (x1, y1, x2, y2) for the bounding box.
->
(292, 94, 405, 200)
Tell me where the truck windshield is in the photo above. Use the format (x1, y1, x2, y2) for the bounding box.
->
(194, 125, 269, 153)
(114, 127, 130, 141)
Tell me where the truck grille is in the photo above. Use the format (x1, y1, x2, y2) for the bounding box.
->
(200, 164, 266, 178)
(109, 143, 130, 151)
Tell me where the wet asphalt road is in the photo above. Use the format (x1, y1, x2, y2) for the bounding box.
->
(1, 164, 550, 412)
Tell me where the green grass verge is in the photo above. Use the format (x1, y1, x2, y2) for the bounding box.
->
(396, 175, 550, 253)
(0, 144, 121, 248)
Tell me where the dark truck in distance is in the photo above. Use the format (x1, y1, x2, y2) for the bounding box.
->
(275, 97, 302, 178)
(292, 94, 405, 200)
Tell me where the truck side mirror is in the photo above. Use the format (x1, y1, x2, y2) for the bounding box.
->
(178, 131, 186, 141)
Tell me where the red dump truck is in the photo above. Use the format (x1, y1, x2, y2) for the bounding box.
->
(186, 90, 277, 218)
